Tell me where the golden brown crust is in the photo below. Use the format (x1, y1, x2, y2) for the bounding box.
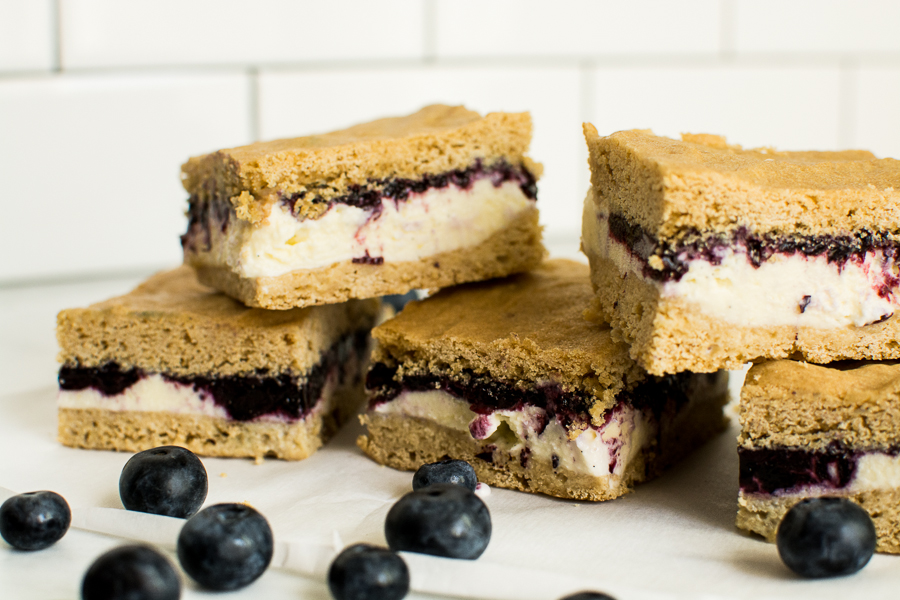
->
(57, 374, 364, 461)
(739, 360, 900, 450)
(183, 105, 541, 224)
(583, 124, 900, 239)
(357, 385, 726, 501)
(191, 207, 545, 310)
(737, 491, 900, 554)
(584, 253, 900, 375)
(372, 258, 645, 420)
(56, 266, 381, 376)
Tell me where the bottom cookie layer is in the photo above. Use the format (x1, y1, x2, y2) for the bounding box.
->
(192, 207, 544, 309)
(737, 490, 900, 554)
(58, 376, 364, 460)
(357, 387, 726, 501)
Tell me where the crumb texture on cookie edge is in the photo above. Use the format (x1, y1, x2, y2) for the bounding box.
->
(370, 258, 645, 415)
(583, 123, 900, 239)
(183, 105, 542, 223)
(56, 265, 381, 376)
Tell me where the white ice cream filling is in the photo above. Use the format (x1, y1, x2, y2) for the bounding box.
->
(58, 373, 333, 424)
(372, 389, 654, 479)
(582, 195, 899, 328)
(207, 179, 533, 278)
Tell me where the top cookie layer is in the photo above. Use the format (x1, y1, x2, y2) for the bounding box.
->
(372, 259, 645, 413)
(740, 359, 900, 451)
(57, 266, 380, 377)
(584, 125, 900, 239)
(183, 105, 539, 223)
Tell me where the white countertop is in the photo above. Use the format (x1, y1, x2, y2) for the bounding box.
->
(2, 243, 898, 600)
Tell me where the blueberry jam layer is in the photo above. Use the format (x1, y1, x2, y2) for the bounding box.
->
(366, 363, 711, 431)
(281, 159, 537, 216)
(607, 212, 900, 286)
(739, 445, 900, 495)
(182, 159, 537, 254)
(59, 331, 369, 422)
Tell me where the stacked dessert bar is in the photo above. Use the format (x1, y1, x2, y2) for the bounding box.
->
(57, 267, 379, 460)
(56, 104, 546, 461)
(738, 360, 900, 554)
(181, 104, 544, 309)
(358, 259, 728, 500)
(580, 126, 900, 550)
(355, 126, 737, 501)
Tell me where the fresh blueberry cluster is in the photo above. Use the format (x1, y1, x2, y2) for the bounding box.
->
(385, 483, 491, 560)
(0, 445, 281, 599)
(8, 441, 883, 599)
(326, 458, 488, 600)
(392, 459, 489, 560)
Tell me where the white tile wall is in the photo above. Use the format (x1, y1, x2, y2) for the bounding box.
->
(259, 66, 585, 233)
(854, 66, 900, 159)
(0, 0, 897, 283)
(435, 0, 722, 58)
(0, 72, 250, 281)
(0, 0, 54, 72)
(588, 65, 843, 150)
(61, 0, 425, 68)
(735, 0, 900, 55)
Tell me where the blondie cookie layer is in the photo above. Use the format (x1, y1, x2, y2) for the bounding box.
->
(581, 126, 900, 375)
(358, 259, 728, 501)
(182, 104, 545, 309)
(56, 267, 380, 460)
(737, 360, 900, 554)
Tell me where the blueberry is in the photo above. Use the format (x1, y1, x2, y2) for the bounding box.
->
(412, 459, 477, 492)
(385, 483, 490, 560)
(328, 544, 409, 600)
(0, 491, 71, 550)
(559, 592, 617, 600)
(177, 503, 273, 591)
(776, 497, 876, 578)
(382, 291, 418, 313)
(82, 544, 180, 600)
(119, 446, 207, 518)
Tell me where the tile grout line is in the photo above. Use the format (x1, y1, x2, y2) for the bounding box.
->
(837, 58, 858, 150)
(0, 267, 165, 291)
(3, 54, 900, 81)
(719, 0, 737, 60)
(51, 0, 63, 72)
(248, 67, 260, 142)
(423, 0, 437, 63)
(579, 60, 594, 127)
